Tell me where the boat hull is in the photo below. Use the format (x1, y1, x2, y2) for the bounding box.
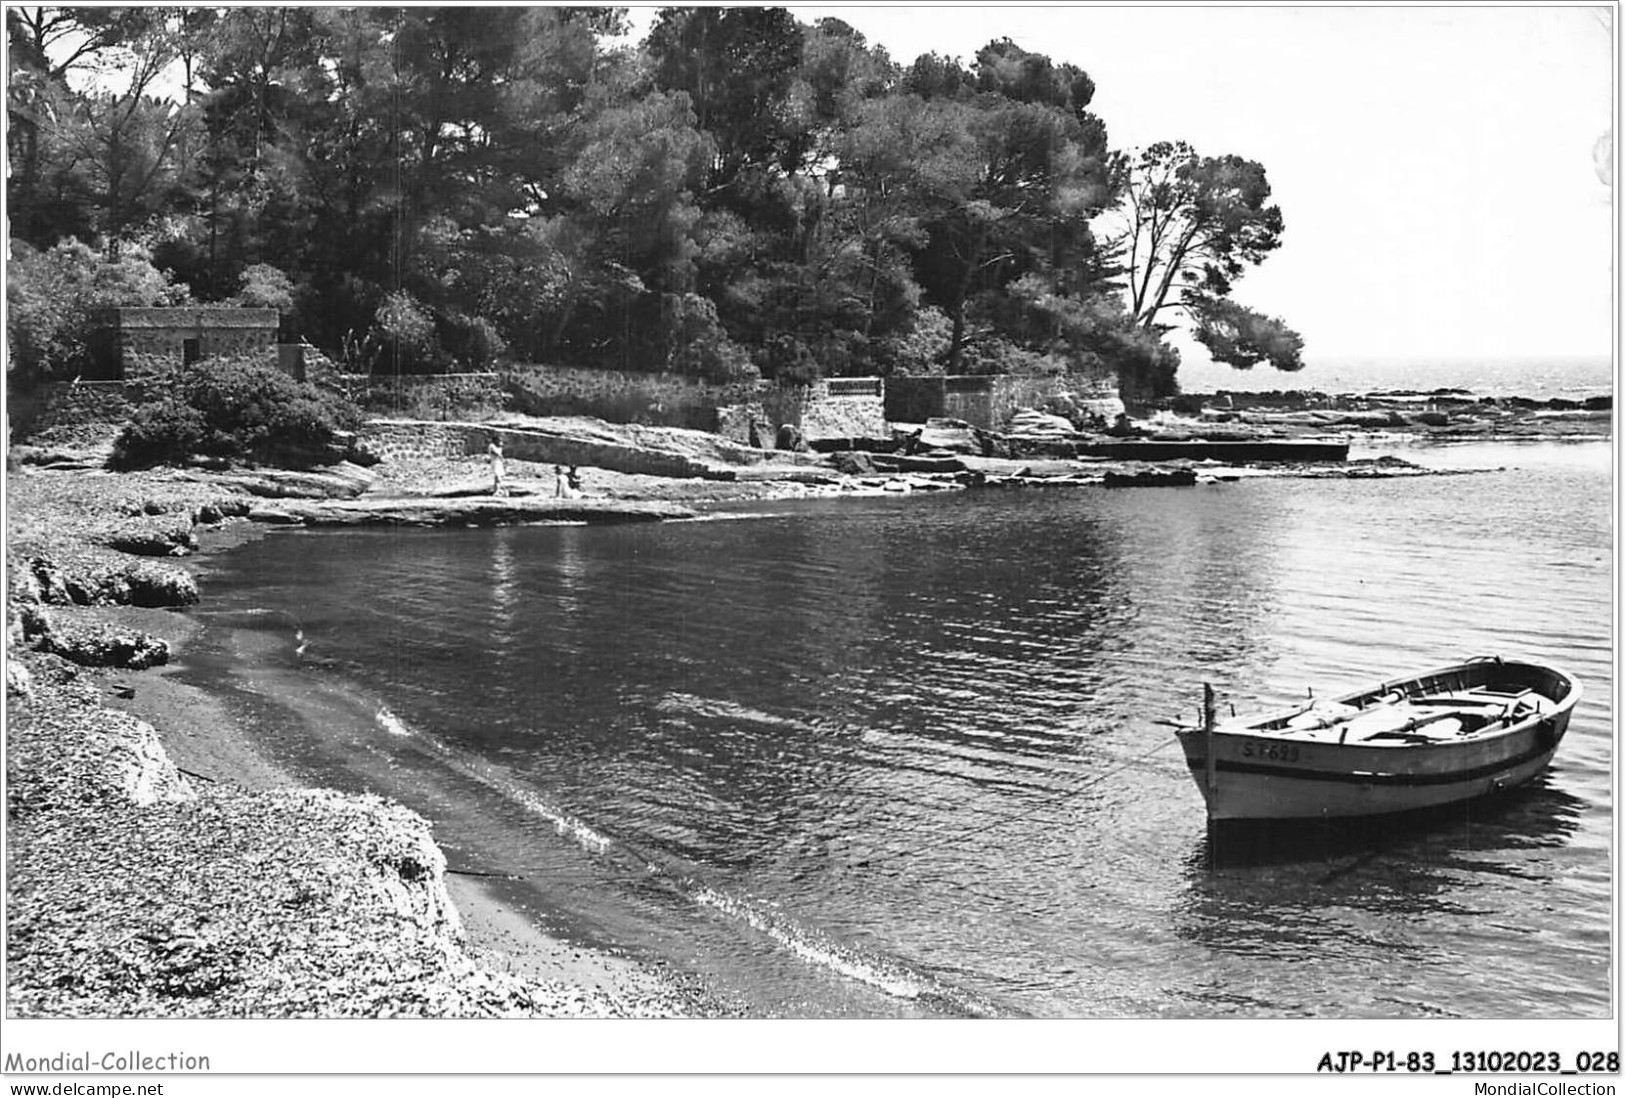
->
(1174, 658, 1579, 822)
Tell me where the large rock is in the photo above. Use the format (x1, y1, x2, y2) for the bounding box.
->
(831, 451, 878, 475)
(213, 462, 377, 500)
(367, 417, 821, 481)
(1103, 466, 1198, 488)
(250, 496, 696, 527)
(774, 424, 807, 452)
(7, 659, 34, 699)
(867, 454, 967, 474)
(10, 445, 111, 470)
(102, 516, 198, 557)
(36, 621, 171, 670)
(20, 554, 200, 608)
(1074, 393, 1126, 423)
(916, 419, 983, 454)
(1006, 409, 1078, 438)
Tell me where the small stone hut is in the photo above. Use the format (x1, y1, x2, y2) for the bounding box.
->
(94, 307, 280, 378)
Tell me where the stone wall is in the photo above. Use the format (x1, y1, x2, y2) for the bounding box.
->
(499, 366, 887, 445)
(985, 374, 1122, 426)
(18, 381, 134, 440)
(359, 419, 753, 480)
(503, 365, 756, 433)
(358, 420, 482, 463)
(943, 376, 1002, 427)
(885, 373, 1119, 429)
(793, 378, 888, 442)
(354, 373, 506, 419)
(886, 375, 1007, 426)
(743, 379, 888, 444)
(715, 400, 772, 447)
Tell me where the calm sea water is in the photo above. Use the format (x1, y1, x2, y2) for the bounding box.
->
(177, 438, 1613, 1019)
(1176, 354, 1613, 399)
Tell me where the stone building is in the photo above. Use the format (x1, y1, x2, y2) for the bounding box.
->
(94, 307, 280, 378)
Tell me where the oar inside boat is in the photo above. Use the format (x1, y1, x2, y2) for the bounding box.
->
(1170, 656, 1582, 823)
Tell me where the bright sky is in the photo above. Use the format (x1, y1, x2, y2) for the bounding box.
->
(629, 3, 1615, 370)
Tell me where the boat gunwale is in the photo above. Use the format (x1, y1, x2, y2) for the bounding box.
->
(1179, 656, 1580, 750)
(1170, 656, 1581, 821)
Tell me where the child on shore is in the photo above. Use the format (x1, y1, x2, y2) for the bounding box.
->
(487, 438, 506, 496)
(554, 464, 584, 499)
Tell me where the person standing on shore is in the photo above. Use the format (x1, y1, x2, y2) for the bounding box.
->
(488, 437, 506, 496)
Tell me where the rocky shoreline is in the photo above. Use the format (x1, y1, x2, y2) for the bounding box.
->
(5, 398, 1610, 1019)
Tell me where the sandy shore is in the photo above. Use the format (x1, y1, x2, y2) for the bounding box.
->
(5, 466, 736, 1018)
(101, 621, 735, 1017)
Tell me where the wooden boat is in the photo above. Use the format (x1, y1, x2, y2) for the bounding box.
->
(1174, 656, 1581, 822)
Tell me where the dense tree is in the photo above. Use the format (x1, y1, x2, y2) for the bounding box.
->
(901, 52, 975, 102)
(549, 88, 719, 369)
(850, 39, 1113, 374)
(188, 6, 322, 286)
(6, 6, 1300, 396)
(7, 6, 152, 76)
(1184, 290, 1304, 372)
(307, 7, 620, 362)
(679, 20, 901, 377)
(70, 85, 195, 256)
(7, 7, 156, 173)
(1105, 140, 1303, 375)
(7, 8, 197, 250)
(230, 262, 295, 312)
(646, 6, 806, 193)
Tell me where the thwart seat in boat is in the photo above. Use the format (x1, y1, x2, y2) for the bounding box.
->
(1173, 656, 1580, 822)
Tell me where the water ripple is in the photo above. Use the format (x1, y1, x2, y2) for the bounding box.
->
(196, 445, 1613, 1018)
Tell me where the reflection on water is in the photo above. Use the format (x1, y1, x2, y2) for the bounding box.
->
(1172, 781, 1595, 1018)
(185, 443, 1613, 1018)
(1192, 778, 1588, 869)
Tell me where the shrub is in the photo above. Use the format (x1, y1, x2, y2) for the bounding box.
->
(1109, 326, 1182, 407)
(231, 263, 296, 313)
(956, 336, 1052, 377)
(110, 355, 363, 470)
(438, 312, 507, 370)
(661, 293, 758, 383)
(763, 335, 819, 386)
(876, 306, 953, 375)
(372, 290, 444, 373)
(7, 238, 190, 386)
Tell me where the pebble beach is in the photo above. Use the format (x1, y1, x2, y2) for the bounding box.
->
(5, 460, 741, 1019)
